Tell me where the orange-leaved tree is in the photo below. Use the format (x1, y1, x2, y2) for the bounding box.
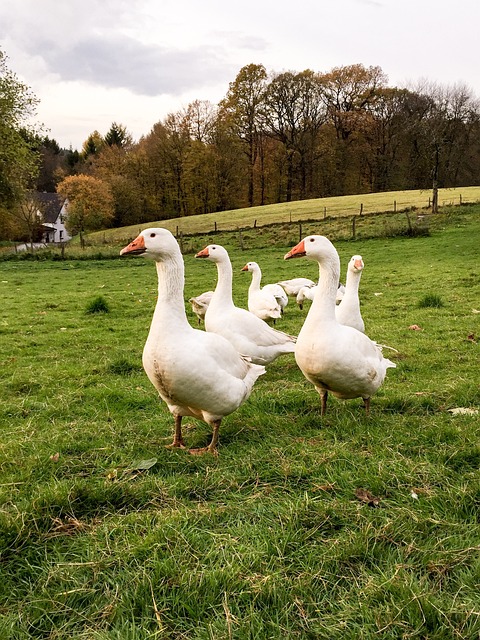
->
(56, 174, 114, 243)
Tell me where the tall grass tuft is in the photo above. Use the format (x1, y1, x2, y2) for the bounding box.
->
(85, 295, 110, 314)
(418, 293, 444, 308)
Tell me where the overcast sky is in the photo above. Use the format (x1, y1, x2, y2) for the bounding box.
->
(1, 0, 479, 150)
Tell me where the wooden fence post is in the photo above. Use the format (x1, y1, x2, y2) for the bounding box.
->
(324, 207, 327, 219)
(359, 203, 363, 216)
(404, 211, 412, 235)
(394, 200, 397, 213)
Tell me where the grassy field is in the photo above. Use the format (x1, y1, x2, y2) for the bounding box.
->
(1, 205, 479, 638)
(81, 186, 480, 246)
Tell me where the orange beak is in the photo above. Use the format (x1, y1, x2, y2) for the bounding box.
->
(284, 240, 306, 260)
(195, 247, 209, 259)
(120, 235, 146, 256)
(354, 258, 364, 270)
(241, 264, 249, 271)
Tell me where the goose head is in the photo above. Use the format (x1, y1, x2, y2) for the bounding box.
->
(284, 235, 337, 263)
(241, 261, 259, 273)
(120, 228, 179, 261)
(349, 255, 364, 273)
(195, 244, 229, 263)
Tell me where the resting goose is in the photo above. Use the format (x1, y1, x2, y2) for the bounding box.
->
(241, 261, 285, 321)
(195, 244, 296, 365)
(189, 290, 214, 324)
(284, 235, 395, 415)
(120, 229, 265, 454)
(276, 277, 316, 297)
(335, 255, 365, 333)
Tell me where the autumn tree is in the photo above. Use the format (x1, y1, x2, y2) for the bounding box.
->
(319, 64, 388, 193)
(220, 64, 268, 206)
(56, 174, 114, 242)
(0, 48, 41, 236)
(81, 131, 105, 159)
(104, 122, 133, 148)
(14, 192, 45, 247)
(421, 82, 480, 211)
(262, 69, 327, 201)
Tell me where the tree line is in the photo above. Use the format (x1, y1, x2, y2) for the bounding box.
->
(2, 51, 480, 240)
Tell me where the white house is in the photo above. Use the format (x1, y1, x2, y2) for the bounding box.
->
(37, 192, 71, 244)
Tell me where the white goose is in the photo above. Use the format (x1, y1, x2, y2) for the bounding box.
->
(195, 244, 296, 365)
(335, 255, 365, 333)
(284, 235, 395, 415)
(120, 229, 265, 455)
(276, 277, 316, 297)
(296, 282, 345, 310)
(189, 290, 214, 324)
(241, 261, 285, 321)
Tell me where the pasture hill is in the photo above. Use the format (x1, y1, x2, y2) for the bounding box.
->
(0, 188, 479, 638)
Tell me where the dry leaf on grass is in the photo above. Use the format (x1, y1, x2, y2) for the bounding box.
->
(408, 324, 422, 331)
(47, 517, 91, 537)
(121, 458, 158, 479)
(448, 407, 479, 416)
(355, 488, 381, 507)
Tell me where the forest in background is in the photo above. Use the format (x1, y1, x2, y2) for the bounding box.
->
(2, 53, 480, 240)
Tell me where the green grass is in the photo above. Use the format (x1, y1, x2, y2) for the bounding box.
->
(87, 185, 480, 244)
(418, 293, 445, 309)
(0, 206, 479, 638)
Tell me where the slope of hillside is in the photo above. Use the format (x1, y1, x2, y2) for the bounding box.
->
(88, 187, 480, 244)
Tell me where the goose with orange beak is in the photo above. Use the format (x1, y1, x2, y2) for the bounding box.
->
(121, 228, 265, 454)
(194, 243, 295, 365)
(335, 255, 365, 333)
(284, 236, 395, 415)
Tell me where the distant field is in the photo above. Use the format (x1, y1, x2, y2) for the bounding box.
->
(88, 186, 480, 245)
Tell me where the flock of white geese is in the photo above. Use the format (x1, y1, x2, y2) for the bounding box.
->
(120, 228, 396, 455)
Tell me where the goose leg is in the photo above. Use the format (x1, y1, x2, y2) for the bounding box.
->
(166, 415, 186, 449)
(363, 397, 370, 415)
(320, 390, 328, 416)
(189, 419, 221, 456)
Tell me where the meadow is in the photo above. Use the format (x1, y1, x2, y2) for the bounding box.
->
(0, 204, 479, 638)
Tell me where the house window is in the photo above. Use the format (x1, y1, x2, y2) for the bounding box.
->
(59, 230, 63, 241)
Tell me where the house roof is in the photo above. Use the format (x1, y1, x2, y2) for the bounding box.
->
(35, 192, 65, 224)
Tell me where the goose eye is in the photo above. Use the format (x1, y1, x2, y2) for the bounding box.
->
(309, 238, 315, 242)
(150, 233, 156, 238)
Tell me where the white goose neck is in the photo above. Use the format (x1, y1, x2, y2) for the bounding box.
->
(153, 254, 188, 324)
(344, 266, 361, 300)
(213, 256, 235, 305)
(249, 266, 262, 292)
(310, 251, 340, 322)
